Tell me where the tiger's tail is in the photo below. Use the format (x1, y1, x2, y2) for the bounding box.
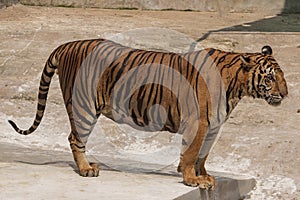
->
(8, 50, 59, 135)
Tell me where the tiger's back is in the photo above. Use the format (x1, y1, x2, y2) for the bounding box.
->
(54, 39, 210, 134)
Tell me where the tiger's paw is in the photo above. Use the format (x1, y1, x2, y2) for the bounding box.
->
(183, 175, 215, 190)
(79, 163, 99, 177)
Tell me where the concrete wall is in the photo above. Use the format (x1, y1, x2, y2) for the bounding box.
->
(1, 0, 300, 13)
(0, 0, 19, 8)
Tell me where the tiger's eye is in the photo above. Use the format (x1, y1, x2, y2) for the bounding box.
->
(266, 74, 274, 81)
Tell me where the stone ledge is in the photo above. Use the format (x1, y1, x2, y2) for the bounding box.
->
(1, 143, 255, 199)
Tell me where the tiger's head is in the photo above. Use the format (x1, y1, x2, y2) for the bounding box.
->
(240, 46, 288, 106)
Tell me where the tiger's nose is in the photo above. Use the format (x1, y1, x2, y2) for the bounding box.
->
(279, 81, 288, 98)
(280, 91, 288, 99)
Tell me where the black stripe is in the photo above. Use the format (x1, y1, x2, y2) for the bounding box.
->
(105, 61, 121, 95)
(72, 143, 86, 150)
(216, 83, 222, 123)
(199, 49, 213, 71)
(35, 113, 43, 121)
(208, 48, 216, 56)
(143, 107, 149, 126)
(226, 67, 243, 113)
(28, 127, 35, 134)
(206, 101, 210, 126)
(220, 54, 241, 74)
(134, 52, 158, 117)
(74, 89, 95, 119)
(37, 103, 45, 111)
(192, 50, 202, 70)
(33, 120, 40, 127)
(73, 106, 94, 128)
(251, 69, 258, 97)
(131, 110, 139, 126)
(169, 53, 176, 92)
(107, 50, 140, 95)
(38, 92, 47, 100)
(136, 86, 145, 115)
(39, 86, 49, 92)
(123, 65, 140, 99)
(94, 41, 120, 69)
(217, 53, 229, 65)
(167, 106, 175, 129)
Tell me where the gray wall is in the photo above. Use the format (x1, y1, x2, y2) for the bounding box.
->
(0, 0, 19, 8)
(1, 0, 300, 13)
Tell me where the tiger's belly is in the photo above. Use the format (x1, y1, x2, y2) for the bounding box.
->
(101, 84, 181, 133)
(101, 105, 180, 133)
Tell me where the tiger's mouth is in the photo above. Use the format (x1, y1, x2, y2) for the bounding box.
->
(266, 95, 283, 106)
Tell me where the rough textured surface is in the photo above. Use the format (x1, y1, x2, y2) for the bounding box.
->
(0, 142, 256, 200)
(18, 0, 300, 13)
(1, 0, 300, 13)
(0, 0, 19, 8)
(0, 4, 299, 199)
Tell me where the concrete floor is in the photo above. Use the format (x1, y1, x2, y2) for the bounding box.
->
(0, 4, 299, 199)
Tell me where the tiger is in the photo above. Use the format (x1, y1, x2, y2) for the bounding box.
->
(8, 38, 288, 190)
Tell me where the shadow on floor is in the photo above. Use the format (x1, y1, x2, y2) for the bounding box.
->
(190, 0, 300, 51)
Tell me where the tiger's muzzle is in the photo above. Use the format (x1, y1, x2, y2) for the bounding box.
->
(266, 93, 286, 106)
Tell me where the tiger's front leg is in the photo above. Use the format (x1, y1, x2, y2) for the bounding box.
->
(195, 154, 209, 176)
(178, 122, 216, 190)
(68, 131, 99, 177)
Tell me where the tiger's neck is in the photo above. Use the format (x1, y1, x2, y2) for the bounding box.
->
(213, 51, 251, 116)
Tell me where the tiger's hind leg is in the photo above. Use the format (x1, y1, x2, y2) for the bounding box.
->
(68, 128, 99, 177)
(66, 99, 100, 177)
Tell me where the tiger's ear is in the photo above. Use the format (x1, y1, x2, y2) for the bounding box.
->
(240, 55, 253, 72)
(261, 45, 272, 55)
